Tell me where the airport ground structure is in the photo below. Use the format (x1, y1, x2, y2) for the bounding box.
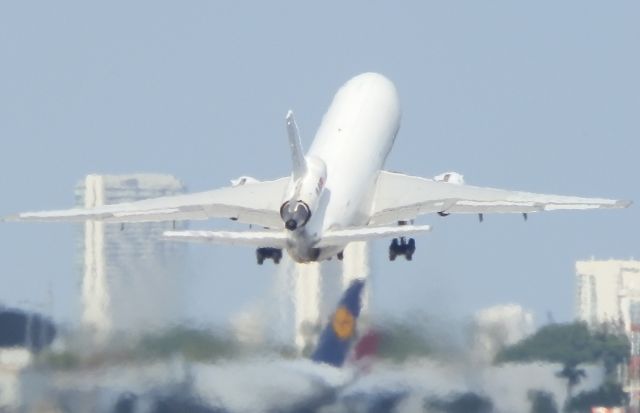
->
(576, 259, 640, 412)
(75, 174, 188, 340)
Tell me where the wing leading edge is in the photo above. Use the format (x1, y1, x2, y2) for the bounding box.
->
(370, 171, 631, 225)
(5, 177, 290, 229)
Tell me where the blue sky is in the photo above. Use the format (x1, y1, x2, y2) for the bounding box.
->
(0, 1, 638, 326)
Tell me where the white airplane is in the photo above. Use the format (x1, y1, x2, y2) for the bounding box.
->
(6, 73, 630, 264)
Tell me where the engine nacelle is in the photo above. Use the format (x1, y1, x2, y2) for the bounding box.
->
(280, 157, 327, 231)
(434, 171, 465, 185)
(230, 176, 260, 187)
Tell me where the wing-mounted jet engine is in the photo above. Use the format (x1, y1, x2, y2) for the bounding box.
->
(433, 171, 464, 185)
(434, 171, 465, 217)
(230, 176, 260, 187)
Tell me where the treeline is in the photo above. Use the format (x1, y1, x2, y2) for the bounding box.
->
(495, 321, 629, 373)
(0, 308, 56, 352)
(496, 321, 630, 412)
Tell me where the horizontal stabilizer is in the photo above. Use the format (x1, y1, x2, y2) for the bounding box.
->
(317, 224, 431, 247)
(162, 229, 287, 248)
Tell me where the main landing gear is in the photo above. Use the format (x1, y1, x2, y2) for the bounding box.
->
(256, 247, 283, 265)
(389, 237, 415, 261)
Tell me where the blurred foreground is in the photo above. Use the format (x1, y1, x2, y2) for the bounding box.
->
(0, 305, 630, 413)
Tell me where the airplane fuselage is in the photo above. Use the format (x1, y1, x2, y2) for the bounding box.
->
(287, 73, 401, 262)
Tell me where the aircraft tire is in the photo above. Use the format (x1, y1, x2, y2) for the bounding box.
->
(407, 238, 416, 254)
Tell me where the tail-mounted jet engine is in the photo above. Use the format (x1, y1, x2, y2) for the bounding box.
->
(280, 156, 327, 231)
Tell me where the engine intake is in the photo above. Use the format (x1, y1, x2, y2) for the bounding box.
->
(280, 201, 311, 230)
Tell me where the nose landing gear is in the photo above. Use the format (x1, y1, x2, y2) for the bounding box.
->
(256, 247, 283, 265)
(389, 237, 415, 261)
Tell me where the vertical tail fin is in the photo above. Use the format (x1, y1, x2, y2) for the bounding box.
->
(311, 279, 365, 367)
(286, 110, 307, 181)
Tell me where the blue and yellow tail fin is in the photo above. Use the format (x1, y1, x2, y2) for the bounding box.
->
(310, 278, 365, 367)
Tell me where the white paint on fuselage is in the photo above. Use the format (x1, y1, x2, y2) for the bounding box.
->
(288, 73, 401, 262)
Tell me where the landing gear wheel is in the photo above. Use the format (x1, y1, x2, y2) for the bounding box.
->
(407, 238, 416, 259)
(256, 247, 283, 265)
(406, 238, 416, 260)
(389, 238, 399, 261)
(274, 249, 282, 264)
(337, 251, 344, 261)
(389, 237, 416, 261)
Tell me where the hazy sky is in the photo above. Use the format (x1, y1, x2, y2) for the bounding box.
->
(0, 1, 638, 327)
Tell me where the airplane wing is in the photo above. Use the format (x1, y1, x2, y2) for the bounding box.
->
(4, 177, 290, 229)
(370, 171, 631, 225)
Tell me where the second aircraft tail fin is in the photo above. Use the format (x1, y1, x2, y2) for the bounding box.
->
(311, 279, 365, 367)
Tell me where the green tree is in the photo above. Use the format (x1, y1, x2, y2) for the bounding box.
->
(138, 327, 240, 361)
(528, 390, 559, 413)
(565, 381, 627, 412)
(425, 392, 493, 413)
(496, 322, 629, 412)
(495, 322, 629, 373)
(376, 320, 436, 362)
(555, 363, 586, 399)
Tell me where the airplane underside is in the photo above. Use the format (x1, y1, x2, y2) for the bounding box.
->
(255, 237, 417, 265)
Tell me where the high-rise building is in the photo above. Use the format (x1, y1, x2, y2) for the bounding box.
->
(75, 174, 188, 337)
(575, 259, 640, 331)
(575, 259, 640, 411)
